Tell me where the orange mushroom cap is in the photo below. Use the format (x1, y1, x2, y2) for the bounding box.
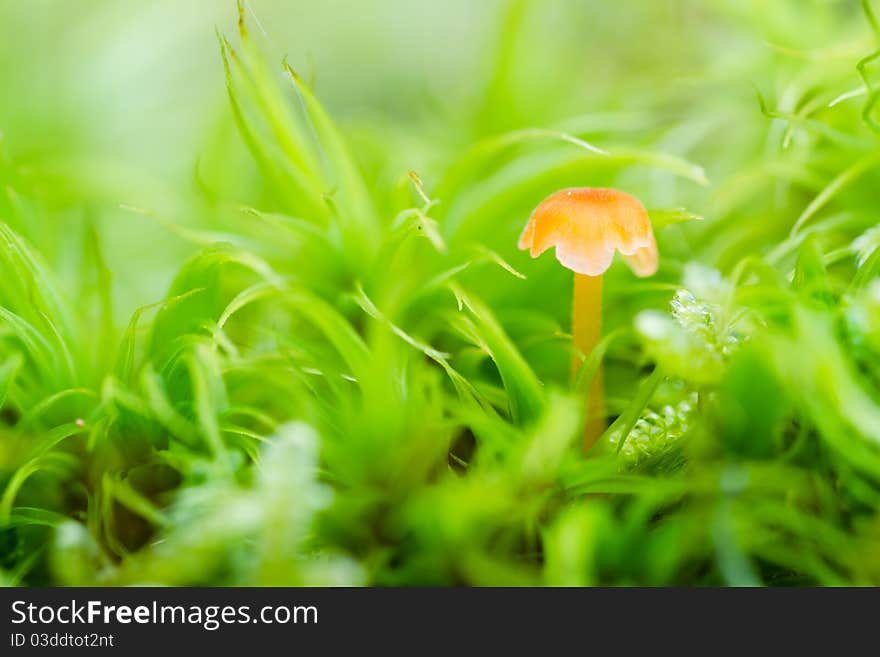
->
(518, 187, 658, 277)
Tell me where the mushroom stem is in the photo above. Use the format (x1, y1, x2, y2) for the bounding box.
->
(572, 273, 604, 450)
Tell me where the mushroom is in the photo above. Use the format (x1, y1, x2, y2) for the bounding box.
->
(518, 187, 658, 449)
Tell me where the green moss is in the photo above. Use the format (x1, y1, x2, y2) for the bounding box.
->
(2, 0, 880, 586)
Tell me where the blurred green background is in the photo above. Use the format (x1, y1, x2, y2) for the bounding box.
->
(4, 0, 864, 315)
